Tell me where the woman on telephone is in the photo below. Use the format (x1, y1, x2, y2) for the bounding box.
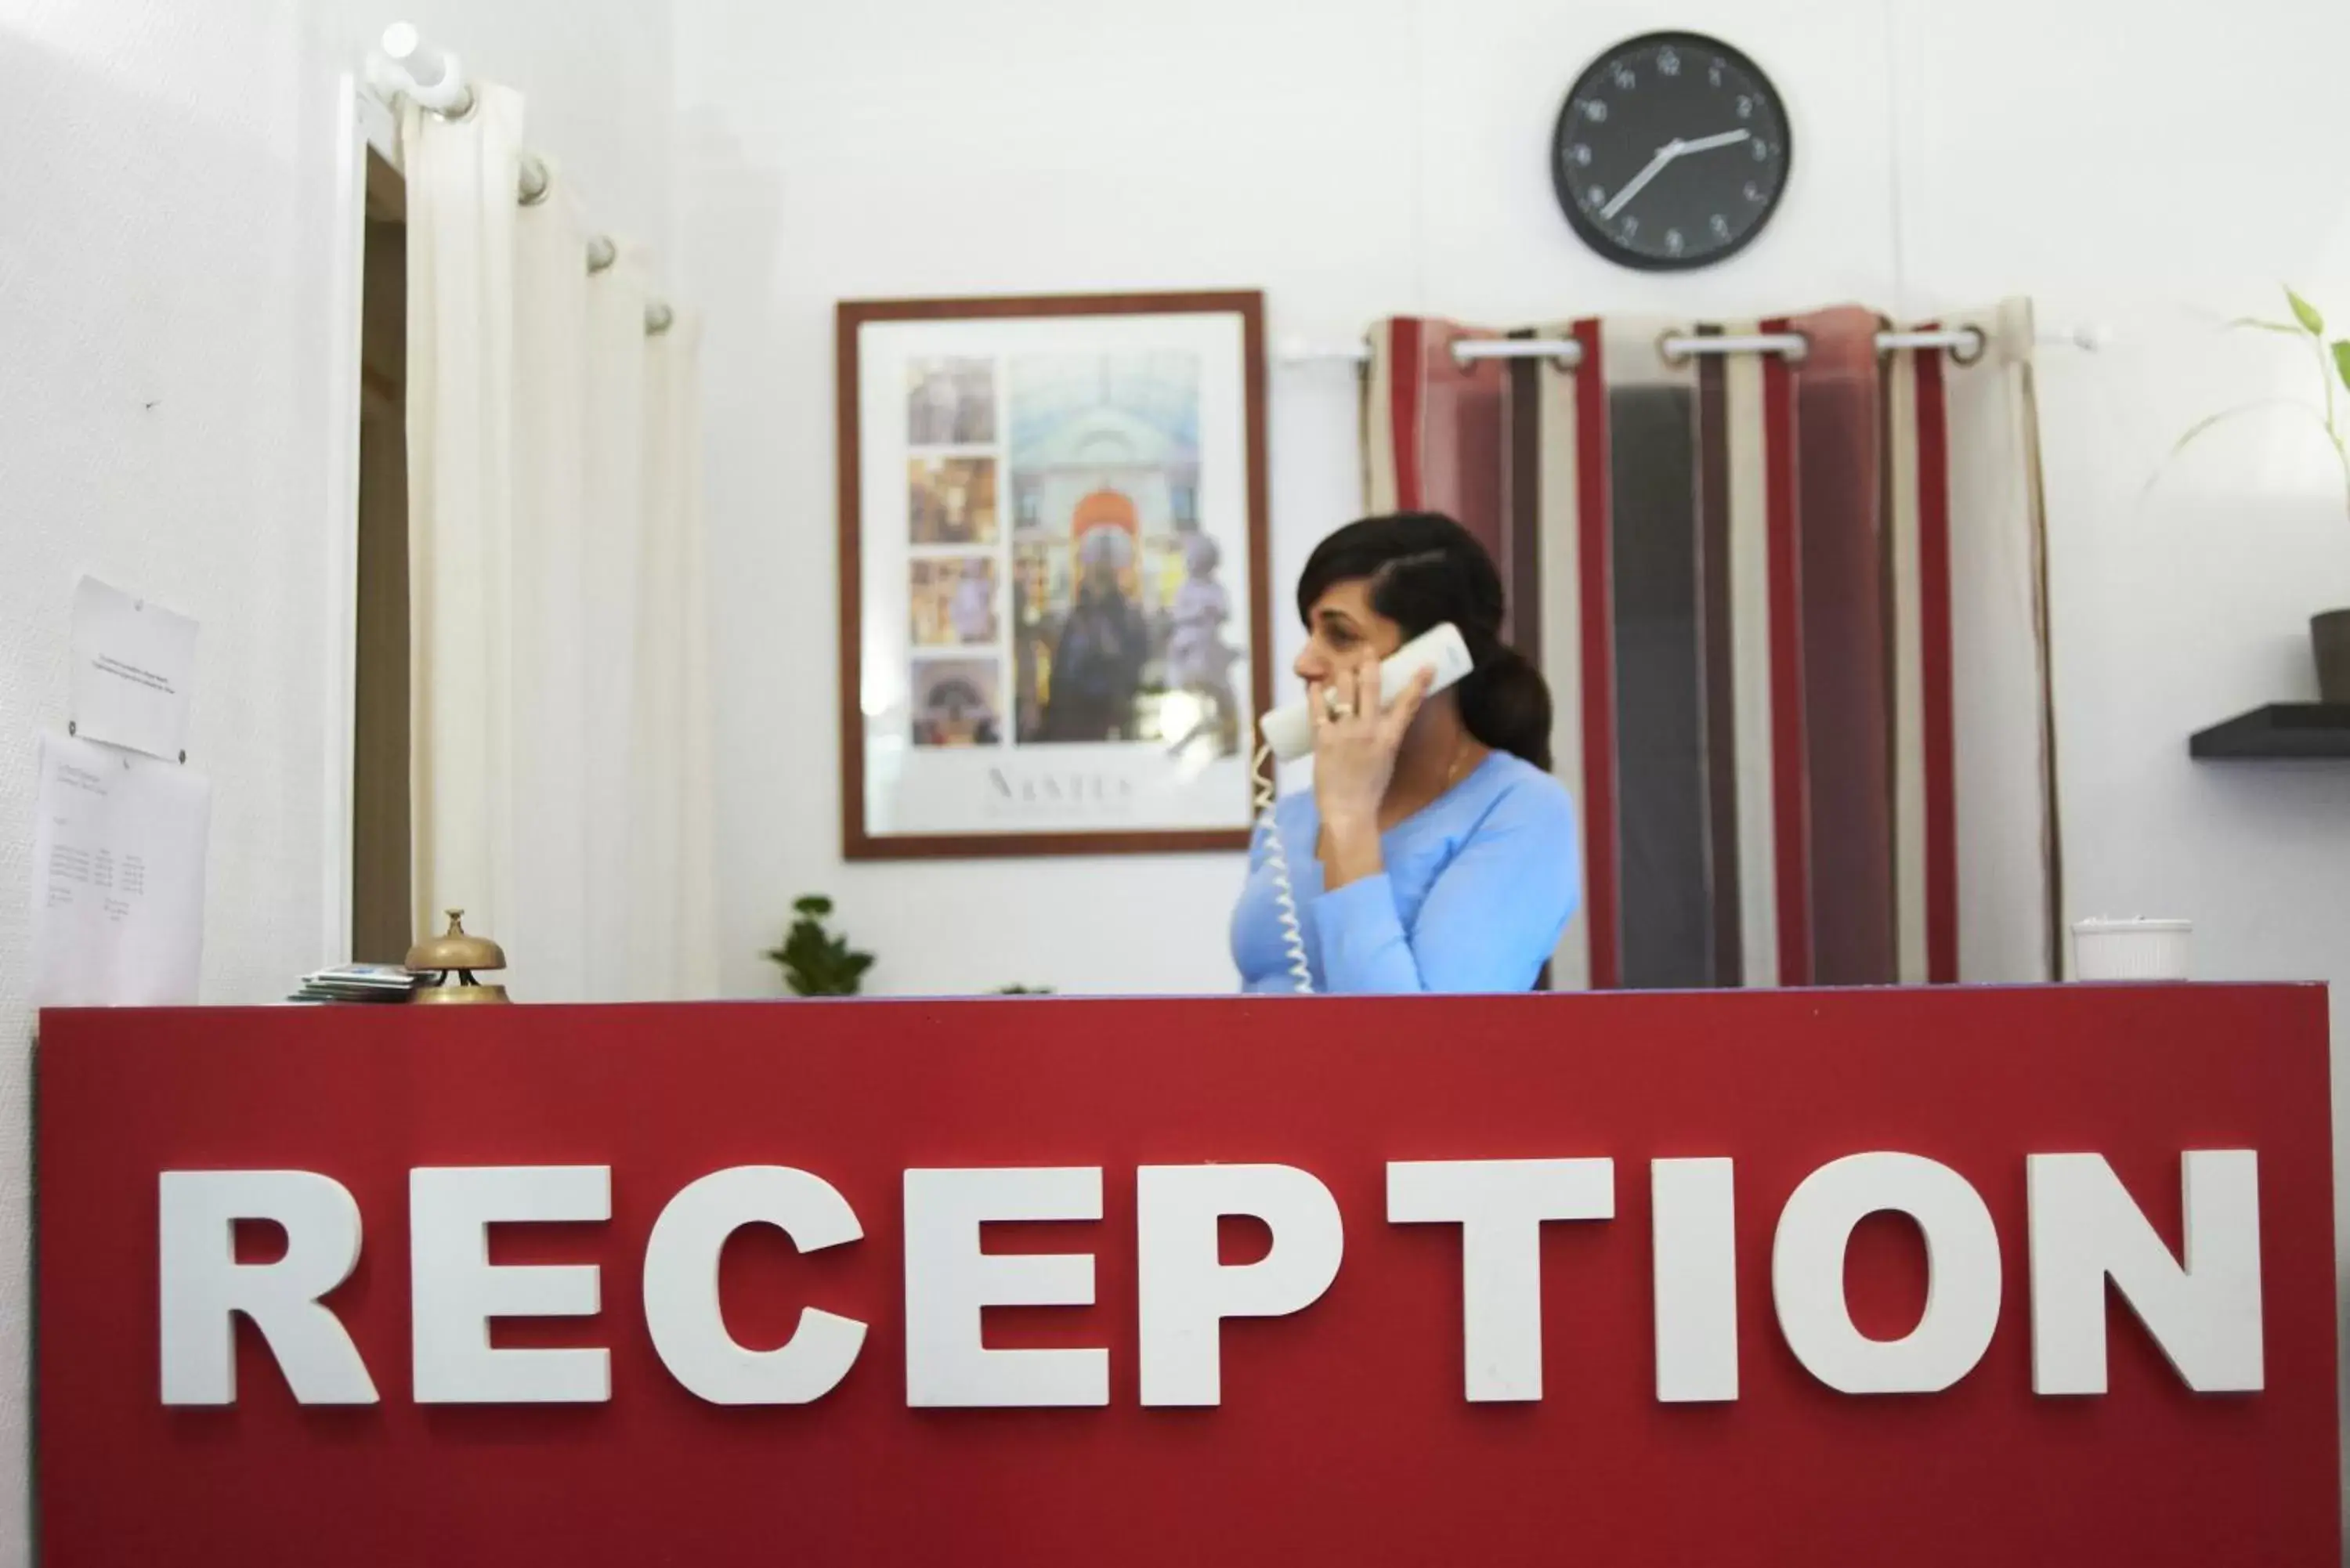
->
(1231, 512, 1579, 994)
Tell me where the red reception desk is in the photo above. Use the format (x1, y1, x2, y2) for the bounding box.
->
(34, 985, 2341, 1566)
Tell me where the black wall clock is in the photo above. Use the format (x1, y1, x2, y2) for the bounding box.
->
(1552, 32, 1791, 271)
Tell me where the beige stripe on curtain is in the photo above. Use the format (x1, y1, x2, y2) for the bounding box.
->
(1532, 332, 1588, 991)
(1940, 299, 2059, 981)
(1719, 319, 1777, 987)
(1885, 338, 1932, 985)
(1361, 320, 1403, 518)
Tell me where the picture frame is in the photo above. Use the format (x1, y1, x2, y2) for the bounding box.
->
(836, 291, 1273, 860)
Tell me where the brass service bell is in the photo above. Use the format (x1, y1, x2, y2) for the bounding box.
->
(407, 909, 511, 1004)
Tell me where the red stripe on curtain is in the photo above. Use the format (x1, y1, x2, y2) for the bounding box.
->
(1418, 330, 1507, 568)
(1914, 331, 1960, 984)
(1390, 317, 1424, 508)
(1759, 318, 1809, 988)
(1573, 316, 1618, 991)
(1792, 309, 1892, 987)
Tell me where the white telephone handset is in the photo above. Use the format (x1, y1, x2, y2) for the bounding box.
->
(1257, 622, 1477, 761)
(1249, 622, 1475, 994)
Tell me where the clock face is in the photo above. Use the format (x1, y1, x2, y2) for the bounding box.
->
(1552, 33, 1791, 271)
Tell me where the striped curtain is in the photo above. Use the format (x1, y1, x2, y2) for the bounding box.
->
(1362, 302, 2057, 991)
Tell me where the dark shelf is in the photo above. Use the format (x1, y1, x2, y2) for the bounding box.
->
(2189, 704, 2350, 760)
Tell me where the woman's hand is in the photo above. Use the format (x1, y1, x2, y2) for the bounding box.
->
(1308, 653, 1435, 847)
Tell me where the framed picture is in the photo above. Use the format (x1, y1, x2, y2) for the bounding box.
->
(837, 291, 1271, 860)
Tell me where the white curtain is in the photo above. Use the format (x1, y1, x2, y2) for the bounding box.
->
(402, 86, 716, 1001)
(634, 314, 720, 999)
(510, 152, 591, 1003)
(579, 243, 647, 999)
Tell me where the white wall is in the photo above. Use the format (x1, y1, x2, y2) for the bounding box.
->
(675, 0, 2350, 995)
(676, 0, 1434, 996)
(317, 0, 677, 250)
(0, 2, 675, 1562)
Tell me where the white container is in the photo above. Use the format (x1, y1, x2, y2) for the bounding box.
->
(2070, 918, 2193, 981)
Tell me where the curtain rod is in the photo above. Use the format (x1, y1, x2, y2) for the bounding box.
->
(1277, 323, 2110, 369)
(366, 22, 674, 337)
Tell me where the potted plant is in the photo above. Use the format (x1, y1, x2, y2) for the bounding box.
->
(764, 894, 874, 996)
(2171, 287, 2350, 699)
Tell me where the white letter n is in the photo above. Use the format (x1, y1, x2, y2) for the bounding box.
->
(2028, 1151, 2262, 1395)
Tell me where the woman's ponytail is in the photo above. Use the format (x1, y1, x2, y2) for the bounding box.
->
(1458, 639, 1552, 771)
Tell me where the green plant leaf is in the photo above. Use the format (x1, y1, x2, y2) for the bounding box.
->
(2166, 398, 2319, 460)
(2225, 317, 2305, 336)
(768, 893, 873, 996)
(2168, 404, 2261, 458)
(2287, 287, 2324, 334)
(2334, 339, 2350, 393)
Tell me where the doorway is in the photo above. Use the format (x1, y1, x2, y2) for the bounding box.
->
(351, 145, 410, 963)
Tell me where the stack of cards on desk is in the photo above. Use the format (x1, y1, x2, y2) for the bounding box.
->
(287, 965, 423, 1004)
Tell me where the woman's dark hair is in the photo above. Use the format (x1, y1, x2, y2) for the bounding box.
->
(1295, 511, 1553, 770)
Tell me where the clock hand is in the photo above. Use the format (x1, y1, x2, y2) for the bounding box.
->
(1677, 128, 1752, 155)
(1597, 129, 1752, 223)
(1600, 138, 1683, 221)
